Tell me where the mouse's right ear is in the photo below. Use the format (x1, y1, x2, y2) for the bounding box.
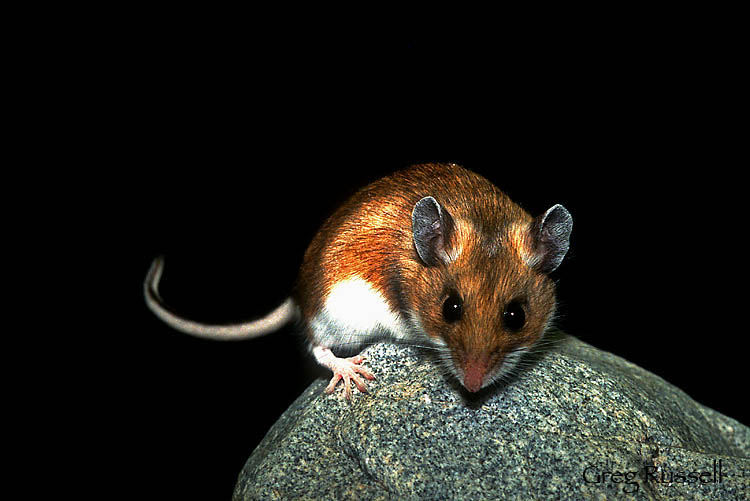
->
(412, 196, 454, 266)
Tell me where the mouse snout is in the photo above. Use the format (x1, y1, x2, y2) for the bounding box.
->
(462, 353, 491, 393)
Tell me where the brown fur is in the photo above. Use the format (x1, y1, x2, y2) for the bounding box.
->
(294, 163, 557, 376)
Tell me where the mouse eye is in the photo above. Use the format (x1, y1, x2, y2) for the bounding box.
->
(442, 294, 463, 323)
(503, 300, 526, 332)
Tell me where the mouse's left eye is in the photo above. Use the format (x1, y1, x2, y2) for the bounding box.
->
(442, 294, 463, 323)
(503, 300, 526, 332)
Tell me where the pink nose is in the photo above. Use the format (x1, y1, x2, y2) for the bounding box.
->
(463, 365, 485, 393)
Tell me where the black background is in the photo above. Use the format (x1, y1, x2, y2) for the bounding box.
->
(96, 15, 747, 500)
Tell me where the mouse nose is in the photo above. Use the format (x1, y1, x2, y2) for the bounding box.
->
(464, 370, 484, 392)
(462, 355, 490, 392)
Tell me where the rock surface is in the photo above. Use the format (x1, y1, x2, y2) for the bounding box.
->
(233, 333, 749, 500)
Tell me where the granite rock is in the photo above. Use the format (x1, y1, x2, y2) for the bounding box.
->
(233, 333, 749, 500)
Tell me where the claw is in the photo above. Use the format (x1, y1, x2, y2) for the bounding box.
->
(325, 373, 342, 394)
(313, 346, 376, 400)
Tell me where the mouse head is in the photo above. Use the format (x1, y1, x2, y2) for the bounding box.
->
(409, 195, 572, 393)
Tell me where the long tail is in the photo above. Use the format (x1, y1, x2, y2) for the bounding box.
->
(144, 256, 298, 341)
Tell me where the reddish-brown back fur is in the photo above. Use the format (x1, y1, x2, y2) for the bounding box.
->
(294, 163, 557, 367)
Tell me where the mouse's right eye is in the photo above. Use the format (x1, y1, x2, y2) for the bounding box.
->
(442, 294, 463, 323)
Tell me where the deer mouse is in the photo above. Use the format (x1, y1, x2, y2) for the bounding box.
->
(144, 163, 572, 399)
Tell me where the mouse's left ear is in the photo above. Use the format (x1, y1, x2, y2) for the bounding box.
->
(531, 204, 572, 273)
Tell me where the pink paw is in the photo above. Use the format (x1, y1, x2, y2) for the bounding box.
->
(324, 355, 376, 400)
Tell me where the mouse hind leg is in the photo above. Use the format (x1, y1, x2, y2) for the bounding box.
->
(306, 277, 407, 399)
(312, 345, 375, 400)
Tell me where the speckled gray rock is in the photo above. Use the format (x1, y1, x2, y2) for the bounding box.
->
(233, 333, 749, 500)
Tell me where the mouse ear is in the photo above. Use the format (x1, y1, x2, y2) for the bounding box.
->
(532, 204, 572, 273)
(412, 196, 454, 266)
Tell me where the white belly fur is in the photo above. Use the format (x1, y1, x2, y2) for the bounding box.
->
(310, 275, 410, 348)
